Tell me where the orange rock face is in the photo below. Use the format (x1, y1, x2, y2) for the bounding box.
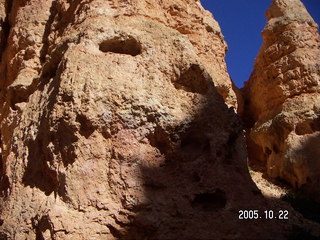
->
(0, 0, 290, 239)
(1, 0, 319, 239)
(244, 0, 320, 200)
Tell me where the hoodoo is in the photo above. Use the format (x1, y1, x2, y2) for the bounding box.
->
(244, 0, 320, 201)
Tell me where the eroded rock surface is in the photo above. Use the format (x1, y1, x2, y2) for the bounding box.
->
(244, 0, 320, 201)
(0, 0, 317, 239)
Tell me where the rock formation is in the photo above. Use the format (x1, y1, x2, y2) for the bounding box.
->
(0, 0, 319, 239)
(0, 0, 296, 239)
(244, 0, 320, 201)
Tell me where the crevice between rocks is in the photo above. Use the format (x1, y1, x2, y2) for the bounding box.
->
(0, 0, 13, 61)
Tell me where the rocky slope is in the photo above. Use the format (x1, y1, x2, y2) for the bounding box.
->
(244, 0, 320, 201)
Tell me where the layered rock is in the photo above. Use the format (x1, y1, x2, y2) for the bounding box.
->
(0, 0, 295, 239)
(244, 0, 320, 200)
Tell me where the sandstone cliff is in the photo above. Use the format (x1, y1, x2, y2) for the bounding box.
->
(0, 0, 286, 239)
(244, 0, 320, 201)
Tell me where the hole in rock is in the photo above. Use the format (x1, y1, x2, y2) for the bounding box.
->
(174, 64, 210, 94)
(99, 36, 142, 56)
(192, 189, 227, 211)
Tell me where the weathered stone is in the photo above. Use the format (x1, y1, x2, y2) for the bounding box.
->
(0, 0, 319, 239)
(244, 0, 320, 201)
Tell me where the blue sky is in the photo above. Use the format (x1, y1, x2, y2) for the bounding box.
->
(200, 0, 320, 88)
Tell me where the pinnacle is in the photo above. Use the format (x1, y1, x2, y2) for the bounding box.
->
(266, 0, 316, 26)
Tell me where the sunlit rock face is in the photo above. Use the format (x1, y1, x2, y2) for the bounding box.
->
(244, 0, 320, 201)
(0, 0, 301, 239)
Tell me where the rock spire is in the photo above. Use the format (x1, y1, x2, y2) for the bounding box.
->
(244, 0, 320, 200)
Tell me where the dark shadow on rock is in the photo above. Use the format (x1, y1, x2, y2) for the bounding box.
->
(109, 69, 301, 240)
(292, 134, 320, 204)
(22, 60, 77, 198)
(282, 191, 320, 224)
(0, 0, 13, 61)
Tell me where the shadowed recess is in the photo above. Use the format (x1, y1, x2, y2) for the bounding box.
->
(99, 36, 142, 56)
(174, 64, 210, 94)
